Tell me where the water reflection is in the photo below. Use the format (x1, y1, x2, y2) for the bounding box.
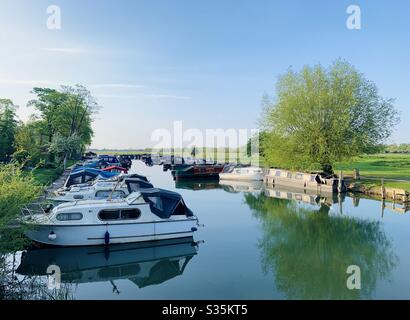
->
(244, 191, 398, 299)
(219, 180, 264, 193)
(175, 180, 222, 191)
(16, 238, 199, 293)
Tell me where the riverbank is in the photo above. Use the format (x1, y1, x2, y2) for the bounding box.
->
(28, 160, 77, 186)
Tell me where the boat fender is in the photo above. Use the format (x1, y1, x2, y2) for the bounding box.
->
(191, 227, 198, 232)
(104, 231, 110, 245)
(48, 231, 57, 241)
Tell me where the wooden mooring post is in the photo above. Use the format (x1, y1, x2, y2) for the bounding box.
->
(353, 168, 360, 180)
(337, 170, 344, 193)
(381, 178, 386, 200)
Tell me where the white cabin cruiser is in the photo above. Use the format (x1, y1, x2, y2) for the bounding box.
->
(56, 173, 149, 193)
(22, 189, 199, 246)
(49, 178, 154, 203)
(219, 165, 264, 181)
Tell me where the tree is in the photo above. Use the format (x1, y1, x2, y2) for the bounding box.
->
(0, 99, 18, 162)
(48, 133, 82, 169)
(13, 121, 45, 166)
(27, 85, 99, 163)
(260, 60, 399, 173)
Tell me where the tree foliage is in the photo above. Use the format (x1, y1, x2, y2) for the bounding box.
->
(13, 85, 99, 166)
(0, 164, 41, 231)
(0, 99, 18, 162)
(260, 60, 399, 172)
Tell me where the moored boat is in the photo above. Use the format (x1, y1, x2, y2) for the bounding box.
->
(173, 164, 225, 180)
(22, 189, 199, 246)
(264, 168, 346, 193)
(49, 178, 154, 203)
(219, 164, 264, 181)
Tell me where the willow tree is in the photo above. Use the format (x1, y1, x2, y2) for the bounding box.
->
(260, 60, 399, 173)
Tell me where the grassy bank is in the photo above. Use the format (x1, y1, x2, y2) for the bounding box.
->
(29, 160, 77, 186)
(335, 154, 410, 191)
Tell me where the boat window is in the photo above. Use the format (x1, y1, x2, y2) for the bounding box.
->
(147, 196, 163, 211)
(275, 170, 281, 176)
(98, 210, 120, 221)
(56, 212, 83, 221)
(71, 176, 82, 185)
(95, 190, 125, 198)
(295, 173, 303, 180)
(73, 195, 84, 200)
(172, 201, 187, 215)
(84, 174, 95, 183)
(120, 209, 141, 220)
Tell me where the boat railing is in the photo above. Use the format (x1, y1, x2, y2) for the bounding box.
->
(21, 202, 53, 217)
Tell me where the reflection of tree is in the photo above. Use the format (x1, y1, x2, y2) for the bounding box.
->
(244, 192, 397, 300)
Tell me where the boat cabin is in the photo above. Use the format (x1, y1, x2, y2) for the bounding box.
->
(64, 168, 118, 189)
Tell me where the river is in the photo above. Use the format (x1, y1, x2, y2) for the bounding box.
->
(1, 160, 410, 300)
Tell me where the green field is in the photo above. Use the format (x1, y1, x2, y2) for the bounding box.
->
(335, 154, 410, 191)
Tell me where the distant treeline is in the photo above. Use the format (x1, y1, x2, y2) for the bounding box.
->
(384, 144, 410, 154)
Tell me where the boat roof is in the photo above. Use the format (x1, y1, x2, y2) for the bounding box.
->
(69, 168, 118, 177)
(102, 166, 128, 172)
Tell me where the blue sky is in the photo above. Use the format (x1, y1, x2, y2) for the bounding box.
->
(0, 0, 409, 148)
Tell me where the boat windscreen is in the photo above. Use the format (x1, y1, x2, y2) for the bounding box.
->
(125, 179, 154, 192)
(141, 189, 193, 219)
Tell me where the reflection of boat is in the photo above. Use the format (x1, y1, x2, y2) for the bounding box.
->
(264, 185, 342, 208)
(175, 180, 223, 191)
(16, 238, 199, 288)
(219, 180, 263, 193)
(22, 189, 199, 246)
(219, 165, 264, 181)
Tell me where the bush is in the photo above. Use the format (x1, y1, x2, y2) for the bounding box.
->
(0, 164, 41, 231)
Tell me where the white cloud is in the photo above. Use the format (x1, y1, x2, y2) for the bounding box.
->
(143, 94, 191, 100)
(41, 47, 86, 54)
(92, 84, 147, 89)
(0, 78, 56, 86)
(95, 93, 191, 100)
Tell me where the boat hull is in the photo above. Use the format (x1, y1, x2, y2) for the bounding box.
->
(25, 218, 198, 247)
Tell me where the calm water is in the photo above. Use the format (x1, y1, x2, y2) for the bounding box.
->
(5, 161, 410, 300)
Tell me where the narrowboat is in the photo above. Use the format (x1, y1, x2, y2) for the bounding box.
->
(264, 168, 346, 193)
